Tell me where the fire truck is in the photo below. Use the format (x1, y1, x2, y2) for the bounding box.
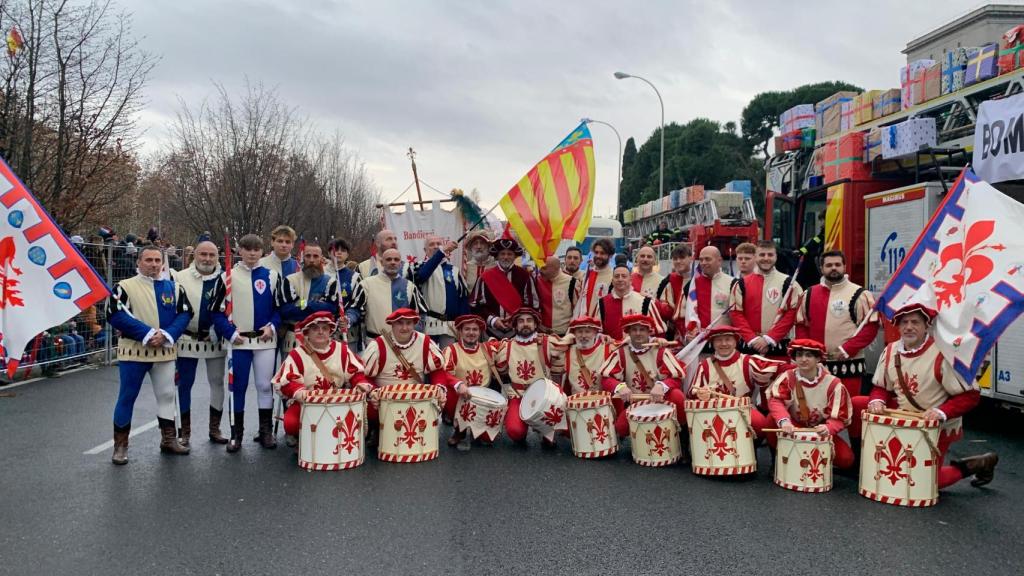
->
(764, 68, 1024, 406)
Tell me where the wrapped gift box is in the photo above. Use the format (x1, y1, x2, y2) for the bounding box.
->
(724, 180, 752, 199)
(685, 185, 705, 204)
(782, 129, 802, 151)
(853, 90, 879, 125)
(865, 128, 883, 162)
(840, 100, 855, 132)
(942, 48, 968, 94)
(872, 88, 901, 118)
(816, 91, 858, 137)
(780, 104, 815, 134)
(999, 25, 1024, 74)
(924, 63, 941, 101)
(801, 127, 816, 149)
(901, 59, 934, 109)
(823, 132, 871, 181)
(881, 118, 937, 159)
(965, 43, 999, 86)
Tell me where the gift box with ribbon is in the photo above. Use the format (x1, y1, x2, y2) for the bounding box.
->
(872, 88, 901, 118)
(942, 48, 968, 94)
(999, 25, 1024, 74)
(901, 59, 934, 109)
(965, 43, 999, 86)
(780, 104, 815, 134)
(781, 129, 802, 151)
(801, 127, 816, 149)
(816, 91, 858, 138)
(853, 90, 879, 126)
(924, 63, 941, 101)
(865, 128, 883, 162)
(840, 100, 855, 132)
(823, 132, 871, 181)
(881, 118, 936, 159)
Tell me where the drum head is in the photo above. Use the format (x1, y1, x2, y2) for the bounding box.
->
(469, 387, 507, 407)
(629, 403, 673, 419)
(519, 379, 552, 419)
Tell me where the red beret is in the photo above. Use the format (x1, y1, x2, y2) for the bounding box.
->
(788, 338, 826, 357)
(454, 314, 486, 331)
(707, 326, 740, 340)
(568, 315, 601, 331)
(296, 311, 336, 333)
(621, 314, 653, 331)
(511, 307, 541, 322)
(893, 302, 938, 326)
(385, 308, 420, 324)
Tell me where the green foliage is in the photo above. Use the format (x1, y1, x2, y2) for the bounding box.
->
(741, 81, 862, 157)
(622, 137, 638, 176)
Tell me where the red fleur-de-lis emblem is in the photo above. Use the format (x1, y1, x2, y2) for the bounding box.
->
(804, 408, 824, 426)
(393, 406, 427, 449)
(874, 436, 918, 486)
(799, 447, 829, 483)
(586, 413, 609, 443)
(314, 375, 333, 390)
(645, 424, 672, 456)
(0, 237, 24, 309)
(542, 406, 564, 427)
(631, 370, 648, 392)
(459, 401, 477, 423)
(392, 364, 412, 381)
(465, 369, 483, 386)
(902, 372, 920, 396)
(332, 409, 361, 455)
(932, 220, 1004, 310)
(515, 360, 536, 382)
(700, 414, 738, 461)
(485, 409, 503, 428)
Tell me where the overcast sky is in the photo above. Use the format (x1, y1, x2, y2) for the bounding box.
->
(127, 0, 1007, 218)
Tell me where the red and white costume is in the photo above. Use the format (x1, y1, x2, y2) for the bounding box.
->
(767, 340, 855, 469)
(854, 305, 981, 488)
(271, 313, 371, 437)
(560, 316, 617, 395)
(729, 267, 802, 356)
(681, 270, 735, 331)
(441, 315, 496, 422)
(487, 308, 562, 442)
(599, 315, 687, 438)
(656, 271, 689, 336)
(796, 276, 879, 397)
(574, 264, 613, 318)
(631, 270, 663, 300)
(598, 288, 665, 340)
(535, 269, 579, 336)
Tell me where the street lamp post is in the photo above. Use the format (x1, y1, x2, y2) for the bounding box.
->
(614, 71, 665, 199)
(581, 117, 623, 220)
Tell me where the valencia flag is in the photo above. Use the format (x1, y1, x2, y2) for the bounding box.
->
(499, 123, 595, 262)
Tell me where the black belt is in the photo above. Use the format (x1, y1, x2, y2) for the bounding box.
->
(238, 330, 263, 338)
(423, 310, 447, 321)
(825, 358, 866, 377)
(184, 330, 211, 342)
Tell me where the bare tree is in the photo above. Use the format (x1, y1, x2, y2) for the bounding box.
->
(0, 0, 154, 231)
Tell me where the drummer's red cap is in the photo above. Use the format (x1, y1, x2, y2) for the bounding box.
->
(787, 338, 826, 357)
(511, 306, 541, 322)
(297, 310, 337, 333)
(707, 326, 740, 341)
(892, 302, 938, 326)
(621, 314, 653, 331)
(454, 314, 486, 331)
(386, 308, 420, 324)
(568, 315, 601, 331)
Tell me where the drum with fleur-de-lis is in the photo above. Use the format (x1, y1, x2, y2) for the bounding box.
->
(859, 412, 940, 507)
(299, 391, 367, 471)
(454, 387, 508, 442)
(567, 392, 618, 459)
(376, 384, 447, 463)
(774, 430, 833, 492)
(519, 379, 569, 442)
(627, 401, 680, 467)
(684, 396, 757, 476)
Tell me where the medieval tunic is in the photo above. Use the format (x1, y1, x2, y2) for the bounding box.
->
(281, 270, 339, 350)
(768, 365, 856, 468)
(444, 342, 494, 390)
(681, 271, 735, 330)
(729, 267, 802, 353)
(259, 252, 298, 277)
(795, 276, 879, 383)
(574, 265, 614, 318)
(598, 290, 666, 340)
(410, 250, 468, 339)
(688, 351, 781, 435)
(631, 270, 664, 300)
(361, 332, 449, 388)
(172, 265, 226, 359)
(599, 343, 687, 436)
(209, 263, 291, 351)
(487, 334, 563, 442)
(470, 264, 539, 336)
(536, 270, 578, 336)
(563, 339, 616, 395)
(346, 272, 426, 339)
(273, 340, 370, 436)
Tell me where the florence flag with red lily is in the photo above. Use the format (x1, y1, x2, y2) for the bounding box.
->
(877, 168, 1024, 384)
(499, 123, 596, 262)
(0, 156, 109, 376)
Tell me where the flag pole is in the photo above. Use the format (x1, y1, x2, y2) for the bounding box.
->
(223, 228, 235, 429)
(456, 200, 502, 243)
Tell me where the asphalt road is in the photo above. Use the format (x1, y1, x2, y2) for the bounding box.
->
(1, 364, 1021, 576)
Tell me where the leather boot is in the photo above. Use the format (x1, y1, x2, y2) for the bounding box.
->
(678, 430, 691, 466)
(256, 408, 277, 449)
(111, 424, 130, 465)
(208, 407, 228, 444)
(954, 452, 999, 487)
(227, 411, 243, 453)
(179, 411, 191, 448)
(159, 418, 190, 455)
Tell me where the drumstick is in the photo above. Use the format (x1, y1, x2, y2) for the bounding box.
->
(707, 390, 734, 400)
(762, 427, 818, 433)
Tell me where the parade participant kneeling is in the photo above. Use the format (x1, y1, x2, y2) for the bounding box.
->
(767, 339, 855, 471)
(560, 316, 616, 396)
(488, 306, 563, 445)
(108, 246, 193, 464)
(272, 311, 371, 447)
(599, 314, 686, 439)
(361, 308, 453, 429)
(857, 303, 998, 488)
(444, 314, 496, 450)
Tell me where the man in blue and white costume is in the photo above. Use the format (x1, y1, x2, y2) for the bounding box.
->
(108, 245, 192, 465)
(408, 235, 467, 348)
(326, 237, 362, 351)
(342, 247, 426, 345)
(210, 233, 295, 453)
(171, 239, 228, 447)
(280, 241, 339, 353)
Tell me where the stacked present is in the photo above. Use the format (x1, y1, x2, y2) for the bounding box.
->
(880, 118, 937, 159)
(923, 63, 941, 101)
(822, 132, 871, 181)
(965, 43, 999, 86)
(800, 127, 816, 149)
(999, 25, 1024, 74)
(724, 180, 752, 199)
(865, 127, 883, 162)
(942, 47, 968, 94)
(853, 90, 879, 125)
(782, 130, 802, 151)
(872, 89, 901, 118)
(901, 59, 934, 109)
(816, 91, 857, 138)
(685, 185, 705, 204)
(780, 104, 815, 133)
(840, 101, 855, 132)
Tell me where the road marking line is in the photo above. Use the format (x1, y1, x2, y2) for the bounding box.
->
(3, 364, 98, 390)
(84, 419, 159, 455)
